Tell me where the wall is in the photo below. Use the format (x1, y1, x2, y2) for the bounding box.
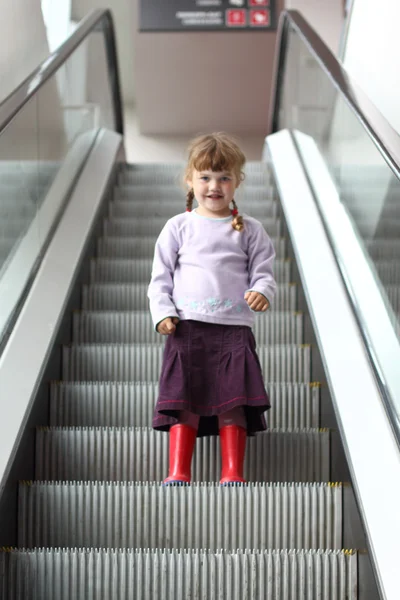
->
(0, 0, 50, 103)
(0, 0, 66, 160)
(342, 0, 400, 135)
(71, 0, 136, 105)
(286, 0, 343, 54)
(135, 1, 285, 136)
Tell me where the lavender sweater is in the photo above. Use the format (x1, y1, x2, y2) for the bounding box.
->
(147, 209, 276, 330)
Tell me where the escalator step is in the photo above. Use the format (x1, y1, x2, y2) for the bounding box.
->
(18, 482, 342, 550)
(0, 548, 357, 600)
(366, 239, 400, 260)
(103, 217, 282, 237)
(375, 260, 400, 284)
(35, 427, 329, 483)
(49, 382, 320, 429)
(89, 258, 291, 284)
(108, 198, 278, 219)
(81, 283, 297, 311)
(114, 184, 276, 200)
(97, 235, 286, 259)
(72, 311, 304, 344)
(386, 285, 400, 312)
(62, 344, 311, 382)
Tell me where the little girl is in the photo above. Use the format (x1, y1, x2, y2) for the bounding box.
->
(147, 132, 276, 485)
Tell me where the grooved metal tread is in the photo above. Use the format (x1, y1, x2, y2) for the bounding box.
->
(0, 548, 357, 600)
(114, 184, 276, 198)
(108, 198, 278, 218)
(62, 344, 311, 382)
(18, 482, 342, 550)
(103, 217, 282, 237)
(89, 257, 291, 284)
(36, 427, 329, 483)
(72, 310, 304, 344)
(375, 259, 400, 284)
(81, 282, 298, 311)
(49, 382, 320, 429)
(97, 235, 287, 259)
(366, 239, 400, 259)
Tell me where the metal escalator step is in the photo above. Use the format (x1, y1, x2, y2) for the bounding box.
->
(36, 427, 329, 483)
(72, 311, 304, 344)
(0, 548, 357, 600)
(103, 217, 282, 237)
(49, 382, 320, 429)
(122, 161, 270, 172)
(386, 285, 400, 312)
(108, 199, 278, 219)
(81, 283, 297, 311)
(375, 259, 400, 284)
(366, 239, 400, 260)
(114, 185, 275, 200)
(90, 258, 291, 284)
(374, 219, 400, 237)
(62, 344, 311, 382)
(97, 235, 286, 259)
(18, 482, 342, 550)
(119, 171, 272, 187)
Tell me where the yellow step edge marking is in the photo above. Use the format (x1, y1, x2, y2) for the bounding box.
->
(328, 482, 342, 488)
(310, 382, 322, 388)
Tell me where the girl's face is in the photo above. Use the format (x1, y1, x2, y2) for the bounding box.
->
(187, 169, 239, 218)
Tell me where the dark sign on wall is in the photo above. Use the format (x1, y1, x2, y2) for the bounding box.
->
(140, 0, 277, 32)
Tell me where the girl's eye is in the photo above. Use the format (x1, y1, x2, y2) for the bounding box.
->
(221, 177, 230, 182)
(201, 176, 209, 181)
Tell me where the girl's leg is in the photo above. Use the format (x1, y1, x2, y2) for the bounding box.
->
(163, 411, 199, 485)
(218, 407, 247, 485)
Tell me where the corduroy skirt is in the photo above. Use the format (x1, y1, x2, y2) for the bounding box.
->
(152, 319, 270, 437)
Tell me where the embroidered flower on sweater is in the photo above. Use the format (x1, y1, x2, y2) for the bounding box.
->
(176, 296, 245, 314)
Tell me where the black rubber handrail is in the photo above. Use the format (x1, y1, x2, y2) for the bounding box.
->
(0, 9, 123, 135)
(269, 10, 400, 179)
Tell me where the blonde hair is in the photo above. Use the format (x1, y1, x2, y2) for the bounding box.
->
(184, 132, 245, 232)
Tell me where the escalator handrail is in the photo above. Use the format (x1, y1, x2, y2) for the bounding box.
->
(269, 9, 400, 179)
(269, 10, 400, 451)
(0, 9, 123, 136)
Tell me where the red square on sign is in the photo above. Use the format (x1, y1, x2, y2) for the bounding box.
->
(226, 9, 246, 27)
(249, 0, 269, 6)
(250, 9, 270, 26)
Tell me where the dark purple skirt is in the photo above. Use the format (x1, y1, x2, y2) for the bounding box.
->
(153, 320, 270, 437)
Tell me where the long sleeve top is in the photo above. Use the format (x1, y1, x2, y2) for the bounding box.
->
(147, 209, 276, 330)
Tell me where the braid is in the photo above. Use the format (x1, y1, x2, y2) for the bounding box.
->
(231, 199, 244, 232)
(186, 189, 194, 212)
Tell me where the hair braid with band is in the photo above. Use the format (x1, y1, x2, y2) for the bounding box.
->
(186, 189, 194, 212)
(231, 198, 244, 232)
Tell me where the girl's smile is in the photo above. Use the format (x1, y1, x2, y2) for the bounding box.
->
(187, 169, 239, 218)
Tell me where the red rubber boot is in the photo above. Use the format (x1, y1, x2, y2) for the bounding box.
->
(163, 424, 197, 485)
(219, 425, 247, 485)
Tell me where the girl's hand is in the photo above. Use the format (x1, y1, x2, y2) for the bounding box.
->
(156, 317, 180, 335)
(244, 291, 269, 312)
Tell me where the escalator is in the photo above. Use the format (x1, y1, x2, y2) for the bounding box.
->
(0, 9, 399, 600)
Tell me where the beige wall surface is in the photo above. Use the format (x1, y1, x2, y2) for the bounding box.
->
(0, 0, 50, 103)
(135, 1, 285, 136)
(72, 0, 136, 105)
(286, 0, 343, 54)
